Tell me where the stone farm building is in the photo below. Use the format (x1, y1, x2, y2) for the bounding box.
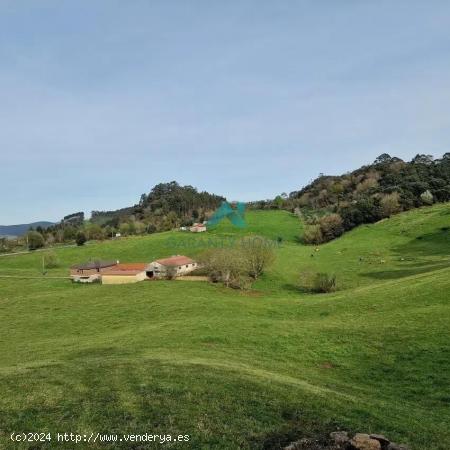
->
(146, 255, 197, 279)
(101, 263, 148, 285)
(70, 256, 197, 283)
(70, 260, 119, 283)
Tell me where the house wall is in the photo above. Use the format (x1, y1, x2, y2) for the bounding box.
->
(150, 262, 197, 278)
(71, 274, 101, 283)
(101, 271, 146, 285)
(190, 226, 206, 232)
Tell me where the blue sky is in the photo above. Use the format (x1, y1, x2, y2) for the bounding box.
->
(1, 1, 450, 224)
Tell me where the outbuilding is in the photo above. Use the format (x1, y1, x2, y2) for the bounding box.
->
(70, 260, 119, 283)
(101, 263, 148, 285)
(146, 255, 197, 279)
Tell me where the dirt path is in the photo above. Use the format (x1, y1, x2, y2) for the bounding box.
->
(0, 275, 70, 279)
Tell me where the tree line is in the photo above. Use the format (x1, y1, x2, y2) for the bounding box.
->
(2, 182, 225, 252)
(250, 153, 450, 244)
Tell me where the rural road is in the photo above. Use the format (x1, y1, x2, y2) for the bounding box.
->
(0, 243, 80, 257)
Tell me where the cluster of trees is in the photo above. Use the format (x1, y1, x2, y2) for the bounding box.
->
(62, 212, 85, 225)
(92, 182, 224, 234)
(259, 153, 450, 244)
(4, 182, 225, 252)
(199, 236, 276, 289)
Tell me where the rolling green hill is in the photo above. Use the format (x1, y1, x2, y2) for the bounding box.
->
(0, 204, 449, 449)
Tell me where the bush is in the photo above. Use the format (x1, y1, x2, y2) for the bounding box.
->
(380, 192, 401, 217)
(312, 272, 337, 293)
(85, 223, 105, 240)
(146, 224, 157, 234)
(75, 231, 87, 246)
(303, 224, 323, 245)
(228, 274, 252, 290)
(200, 248, 249, 289)
(240, 236, 276, 279)
(299, 271, 337, 293)
(27, 231, 45, 250)
(420, 190, 434, 205)
(303, 214, 344, 244)
(43, 251, 60, 269)
(318, 214, 344, 241)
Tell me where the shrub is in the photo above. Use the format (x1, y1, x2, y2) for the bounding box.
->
(146, 224, 157, 234)
(228, 274, 252, 290)
(43, 251, 60, 269)
(319, 213, 344, 241)
(420, 190, 434, 205)
(119, 222, 131, 236)
(380, 192, 401, 217)
(299, 271, 337, 293)
(85, 223, 105, 240)
(27, 231, 45, 250)
(303, 214, 344, 244)
(200, 248, 249, 288)
(240, 236, 276, 279)
(303, 224, 323, 245)
(312, 272, 337, 293)
(75, 231, 87, 246)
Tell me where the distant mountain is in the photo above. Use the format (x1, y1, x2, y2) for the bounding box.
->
(0, 222, 55, 238)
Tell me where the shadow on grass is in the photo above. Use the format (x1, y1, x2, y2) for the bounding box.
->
(361, 260, 450, 280)
(0, 358, 344, 450)
(392, 229, 450, 257)
(360, 228, 450, 281)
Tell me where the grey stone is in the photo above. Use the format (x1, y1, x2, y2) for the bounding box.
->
(369, 434, 390, 449)
(330, 431, 349, 444)
(349, 433, 381, 450)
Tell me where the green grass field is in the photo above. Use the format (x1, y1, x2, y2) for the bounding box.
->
(0, 205, 449, 449)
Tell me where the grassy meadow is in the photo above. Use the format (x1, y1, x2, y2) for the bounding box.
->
(0, 205, 449, 449)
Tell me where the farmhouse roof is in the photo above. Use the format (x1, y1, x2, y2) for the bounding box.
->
(154, 255, 195, 266)
(71, 260, 118, 270)
(102, 263, 147, 276)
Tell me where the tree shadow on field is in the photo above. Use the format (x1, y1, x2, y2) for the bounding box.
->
(361, 228, 450, 281)
(361, 260, 450, 280)
(394, 229, 450, 257)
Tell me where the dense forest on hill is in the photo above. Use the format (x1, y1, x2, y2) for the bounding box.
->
(91, 181, 224, 229)
(252, 153, 450, 244)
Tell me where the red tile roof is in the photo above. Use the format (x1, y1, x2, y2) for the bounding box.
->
(114, 263, 147, 271)
(102, 263, 147, 276)
(154, 256, 194, 266)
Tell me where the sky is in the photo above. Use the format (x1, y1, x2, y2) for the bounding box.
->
(1, 1, 450, 224)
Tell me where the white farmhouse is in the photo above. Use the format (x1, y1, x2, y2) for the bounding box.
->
(146, 255, 197, 279)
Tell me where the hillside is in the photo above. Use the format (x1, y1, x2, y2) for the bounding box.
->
(91, 181, 225, 229)
(0, 204, 449, 449)
(251, 154, 450, 247)
(289, 153, 450, 213)
(0, 221, 54, 238)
